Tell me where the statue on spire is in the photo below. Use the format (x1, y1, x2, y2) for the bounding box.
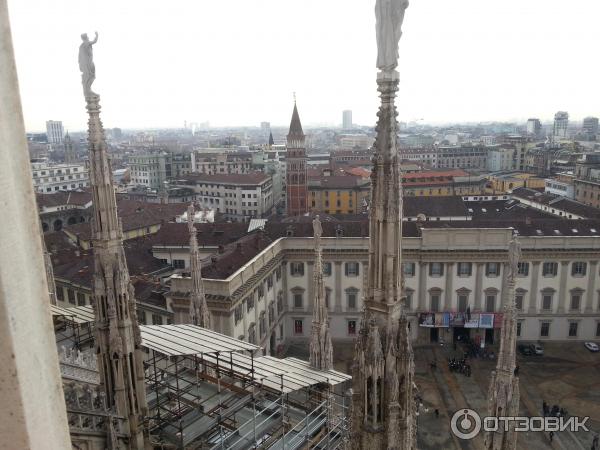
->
(187, 202, 211, 328)
(79, 32, 98, 97)
(375, 0, 409, 72)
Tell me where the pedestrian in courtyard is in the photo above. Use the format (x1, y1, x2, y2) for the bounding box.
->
(549, 431, 554, 442)
(543, 400, 548, 416)
(434, 409, 439, 418)
(592, 433, 599, 449)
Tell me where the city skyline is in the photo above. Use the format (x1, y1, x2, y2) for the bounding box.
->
(9, 0, 600, 132)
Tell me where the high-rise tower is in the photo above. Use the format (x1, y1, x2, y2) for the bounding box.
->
(79, 33, 147, 449)
(187, 202, 211, 328)
(350, 1, 415, 448)
(309, 215, 333, 371)
(286, 101, 308, 217)
(64, 132, 74, 164)
(484, 234, 521, 450)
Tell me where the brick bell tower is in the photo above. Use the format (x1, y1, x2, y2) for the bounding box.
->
(285, 100, 308, 217)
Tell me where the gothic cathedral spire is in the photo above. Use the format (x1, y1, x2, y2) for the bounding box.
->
(187, 202, 211, 328)
(309, 215, 333, 371)
(350, 1, 416, 447)
(484, 233, 521, 450)
(80, 33, 148, 450)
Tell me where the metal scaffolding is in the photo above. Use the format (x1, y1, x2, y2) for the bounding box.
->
(50, 304, 95, 349)
(140, 325, 351, 449)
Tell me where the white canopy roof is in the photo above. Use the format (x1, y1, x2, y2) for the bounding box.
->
(50, 304, 95, 324)
(140, 324, 260, 356)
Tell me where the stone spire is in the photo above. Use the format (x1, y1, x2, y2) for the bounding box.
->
(484, 233, 521, 450)
(350, 2, 416, 448)
(79, 33, 147, 449)
(309, 215, 333, 371)
(40, 228, 58, 305)
(187, 202, 211, 328)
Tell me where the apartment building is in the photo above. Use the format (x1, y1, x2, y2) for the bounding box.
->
(31, 161, 89, 193)
(177, 173, 274, 222)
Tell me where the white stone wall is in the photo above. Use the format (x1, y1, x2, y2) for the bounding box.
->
(198, 233, 600, 345)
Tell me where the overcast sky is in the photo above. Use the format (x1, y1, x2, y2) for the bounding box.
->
(8, 0, 600, 132)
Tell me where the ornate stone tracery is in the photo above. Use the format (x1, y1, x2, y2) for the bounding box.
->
(350, 3, 416, 447)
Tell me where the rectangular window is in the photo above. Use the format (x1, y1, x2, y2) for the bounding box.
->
(485, 295, 495, 312)
(405, 292, 412, 310)
(458, 295, 468, 312)
(517, 262, 529, 277)
(457, 262, 472, 276)
(515, 294, 524, 311)
(234, 304, 243, 324)
(403, 262, 416, 277)
(323, 262, 332, 276)
(596, 322, 600, 337)
(77, 292, 86, 306)
(542, 294, 552, 310)
(542, 262, 558, 277)
(67, 289, 75, 304)
(516, 321, 522, 337)
(267, 275, 273, 289)
(246, 296, 255, 312)
(172, 259, 185, 269)
(568, 322, 578, 337)
(290, 262, 304, 276)
(56, 287, 64, 302)
(347, 291, 357, 310)
(293, 293, 303, 309)
(570, 294, 580, 311)
(430, 294, 440, 312)
(485, 262, 499, 277)
(345, 262, 360, 277)
(348, 320, 357, 335)
(429, 262, 444, 277)
(294, 319, 303, 335)
(572, 262, 587, 276)
(152, 314, 163, 325)
(540, 322, 550, 337)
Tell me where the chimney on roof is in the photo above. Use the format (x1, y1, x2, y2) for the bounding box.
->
(236, 242, 243, 254)
(210, 255, 218, 266)
(218, 245, 224, 254)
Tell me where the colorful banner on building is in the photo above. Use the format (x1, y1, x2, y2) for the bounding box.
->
(493, 313, 503, 328)
(418, 313, 436, 327)
(464, 314, 480, 328)
(479, 313, 494, 329)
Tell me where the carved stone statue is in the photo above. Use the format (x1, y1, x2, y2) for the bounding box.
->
(312, 215, 323, 244)
(375, 0, 409, 71)
(507, 233, 522, 281)
(79, 32, 98, 97)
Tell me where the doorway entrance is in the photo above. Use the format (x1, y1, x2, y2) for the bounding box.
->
(485, 328, 494, 345)
(430, 328, 439, 343)
(453, 327, 470, 343)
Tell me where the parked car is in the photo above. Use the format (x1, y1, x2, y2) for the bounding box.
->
(584, 342, 599, 352)
(531, 344, 544, 355)
(518, 345, 533, 356)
